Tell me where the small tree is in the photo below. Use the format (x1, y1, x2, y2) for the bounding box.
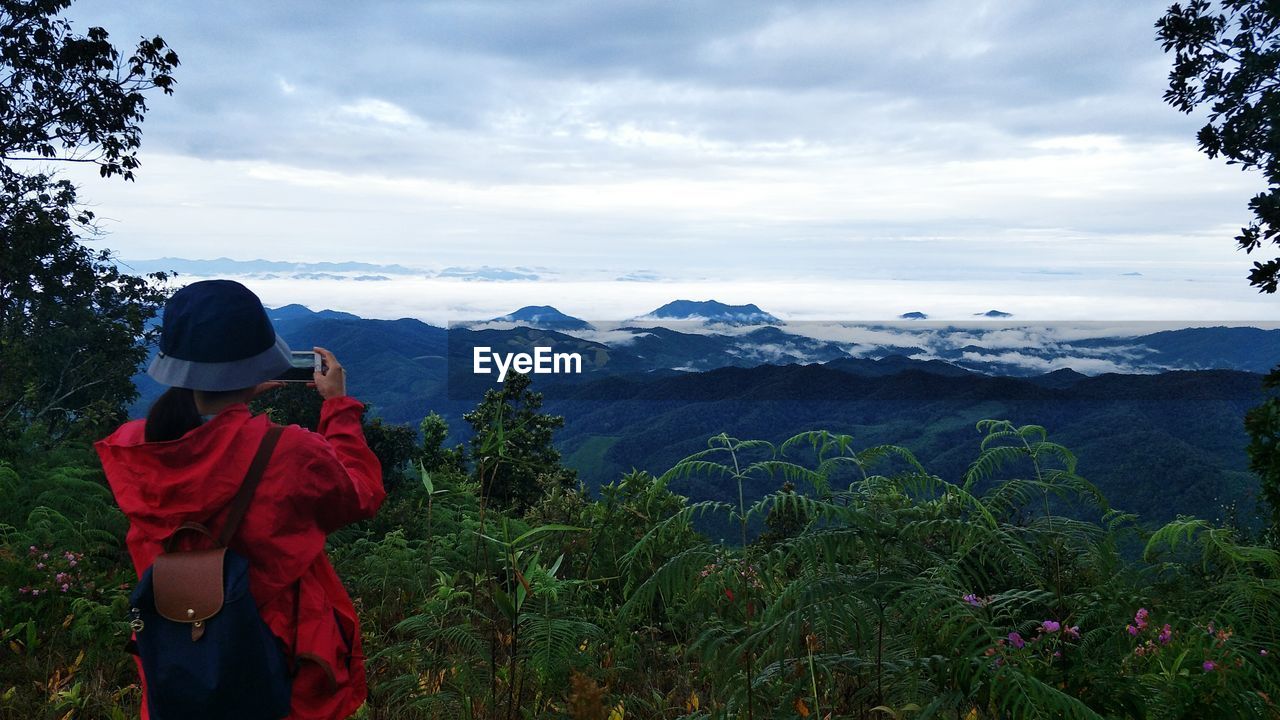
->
(463, 371, 576, 513)
(364, 416, 419, 490)
(0, 0, 179, 451)
(419, 411, 467, 475)
(756, 481, 810, 548)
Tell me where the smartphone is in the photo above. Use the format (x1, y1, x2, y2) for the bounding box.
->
(276, 351, 320, 382)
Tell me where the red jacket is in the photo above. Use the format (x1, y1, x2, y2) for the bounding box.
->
(95, 395, 385, 720)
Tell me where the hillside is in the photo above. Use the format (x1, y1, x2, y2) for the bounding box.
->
(126, 306, 1274, 524)
(544, 364, 1265, 524)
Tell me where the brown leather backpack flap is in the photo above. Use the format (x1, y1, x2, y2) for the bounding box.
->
(153, 547, 227, 623)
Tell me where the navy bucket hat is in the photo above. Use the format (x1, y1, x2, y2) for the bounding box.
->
(147, 280, 292, 391)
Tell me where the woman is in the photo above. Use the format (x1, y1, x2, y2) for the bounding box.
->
(95, 279, 385, 720)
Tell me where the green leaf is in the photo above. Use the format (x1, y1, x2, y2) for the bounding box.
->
(492, 586, 517, 623)
(420, 461, 434, 494)
(512, 524, 584, 547)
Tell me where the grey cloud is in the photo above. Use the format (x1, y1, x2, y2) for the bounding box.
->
(70, 0, 1191, 174)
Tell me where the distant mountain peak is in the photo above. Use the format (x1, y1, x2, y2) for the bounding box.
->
(120, 257, 418, 277)
(975, 309, 1013, 318)
(435, 266, 541, 281)
(642, 299, 780, 326)
(491, 305, 592, 330)
(900, 311, 928, 320)
(267, 304, 360, 322)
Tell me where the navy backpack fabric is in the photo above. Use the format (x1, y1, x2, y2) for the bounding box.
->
(129, 550, 291, 719)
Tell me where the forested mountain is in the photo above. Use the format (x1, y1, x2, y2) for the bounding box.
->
(544, 364, 1265, 525)
(125, 305, 1274, 524)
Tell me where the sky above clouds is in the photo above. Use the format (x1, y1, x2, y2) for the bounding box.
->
(55, 0, 1279, 320)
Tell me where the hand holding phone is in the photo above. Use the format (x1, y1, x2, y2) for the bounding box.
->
(310, 346, 346, 400)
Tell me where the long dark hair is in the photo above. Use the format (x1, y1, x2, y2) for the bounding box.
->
(144, 387, 250, 442)
(145, 387, 204, 442)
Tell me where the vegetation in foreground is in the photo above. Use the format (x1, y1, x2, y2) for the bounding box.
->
(3, 378, 1279, 718)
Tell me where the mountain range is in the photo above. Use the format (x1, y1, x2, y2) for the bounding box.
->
(126, 303, 1278, 524)
(130, 302, 1280, 420)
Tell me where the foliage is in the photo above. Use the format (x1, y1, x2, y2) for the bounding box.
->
(251, 381, 323, 431)
(0, 450, 140, 719)
(1157, 0, 1280, 293)
(365, 417, 421, 491)
(0, 0, 178, 454)
(4, 417, 1280, 718)
(419, 411, 467, 477)
(0, 0, 178, 177)
(464, 371, 577, 514)
(1246, 367, 1280, 541)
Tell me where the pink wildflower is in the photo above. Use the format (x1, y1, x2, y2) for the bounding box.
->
(1203, 660, 1216, 672)
(1134, 608, 1149, 630)
(1041, 620, 1061, 634)
(1158, 624, 1172, 645)
(1008, 632, 1025, 649)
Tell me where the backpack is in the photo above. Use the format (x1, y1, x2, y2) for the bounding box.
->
(127, 424, 292, 720)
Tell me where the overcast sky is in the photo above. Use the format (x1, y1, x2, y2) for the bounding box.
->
(54, 0, 1279, 320)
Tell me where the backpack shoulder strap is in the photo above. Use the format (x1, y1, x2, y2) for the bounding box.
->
(218, 424, 284, 546)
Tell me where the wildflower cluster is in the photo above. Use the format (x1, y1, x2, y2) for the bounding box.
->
(15, 545, 93, 598)
(1123, 609, 1269, 678)
(699, 556, 763, 595)
(1127, 608, 1174, 658)
(983, 617, 1080, 668)
(1199, 622, 1262, 674)
(735, 562, 762, 591)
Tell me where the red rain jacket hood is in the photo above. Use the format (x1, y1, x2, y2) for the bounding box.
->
(95, 395, 385, 720)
